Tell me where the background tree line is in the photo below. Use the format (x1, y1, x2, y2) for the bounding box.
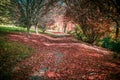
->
(0, 0, 120, 40)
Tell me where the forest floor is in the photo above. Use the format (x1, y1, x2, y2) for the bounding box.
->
(8, 32, 120, 80)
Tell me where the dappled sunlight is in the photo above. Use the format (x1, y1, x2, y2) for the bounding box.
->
(40, 34, 76, 41)
(43, 42, 72, 47)
(6, 33, 120, 80)
(104, 62, 117, 68)
(31, 39, 39, 43)
(80, 43, 112, 55)
(1, 0, 120, 79)
(87, 52, 104, 58)
(40, 34, 111, 55)
(8, 33, 29, 42)
(45, 71, 61, 78)
(31, 71, 61, 78)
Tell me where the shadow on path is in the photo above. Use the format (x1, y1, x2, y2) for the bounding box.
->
(7, 33, 120, 80)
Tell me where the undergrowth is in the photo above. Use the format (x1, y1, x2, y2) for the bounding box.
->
(0, 35, 34, 80)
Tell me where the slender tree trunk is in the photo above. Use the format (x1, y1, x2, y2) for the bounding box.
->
(26, 26, 30, 37)
(64, 26, 67, 33)
(115, 21, 119, 39)
(115, 27, 119, 39)
(35, 25, 38, 34)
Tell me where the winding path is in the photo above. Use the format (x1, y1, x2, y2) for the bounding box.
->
(8, 33, 120, 80)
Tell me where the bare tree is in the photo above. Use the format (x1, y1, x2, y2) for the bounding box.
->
(14, 0, 57, 36)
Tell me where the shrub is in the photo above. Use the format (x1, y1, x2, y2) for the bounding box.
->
(102, 37, 120, 57)
(41, 26, 47, 33)
(73, 26, 83, 40)
(73, 25, 108, 44)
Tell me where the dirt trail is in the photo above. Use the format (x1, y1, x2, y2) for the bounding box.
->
(8, 33, 120, 80)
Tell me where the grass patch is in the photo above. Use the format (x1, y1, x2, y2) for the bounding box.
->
(0, 35, 34, 80)
(0, 25, 36, 34)
(0, 25, 26, 33)
(44, 31, 70, 38)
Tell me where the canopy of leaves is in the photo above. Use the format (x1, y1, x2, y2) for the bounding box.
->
(0, 0, 16, 24)
(63, 0, 114, 43)
(13, 0, 57, 27)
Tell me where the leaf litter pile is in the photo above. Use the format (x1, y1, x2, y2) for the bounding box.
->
(8, 33, 120, 80)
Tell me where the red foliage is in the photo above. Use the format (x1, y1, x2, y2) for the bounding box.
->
(8, 33, 120, 80)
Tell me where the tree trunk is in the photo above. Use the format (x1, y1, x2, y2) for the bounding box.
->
(35, 25, 38, 34)
(115, 27, 119, 39)
(26, 26, 30, 37)
(115, 21, 119, 39)
(64, 25, 67, 33)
